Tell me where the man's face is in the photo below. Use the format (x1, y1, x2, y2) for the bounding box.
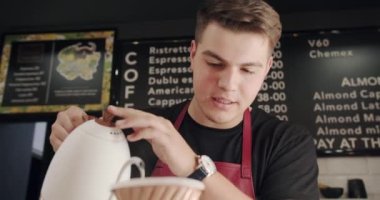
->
(189, 22, 273, 128)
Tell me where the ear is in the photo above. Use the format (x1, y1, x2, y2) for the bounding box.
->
(190, 40, 197, 65)
(264, 56, 273, 75)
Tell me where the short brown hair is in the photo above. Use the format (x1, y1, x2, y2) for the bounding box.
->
(195, 0, 282, 49)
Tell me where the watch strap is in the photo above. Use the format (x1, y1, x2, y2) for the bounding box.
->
(188, 167, 207, 180)
(187, 155, 216, 181)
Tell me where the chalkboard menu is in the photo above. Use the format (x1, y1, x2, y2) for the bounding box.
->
(276, 29, 380, 156)
(0, 30, 115, 114)
(116, 39, 193, 109)
(117, 28, 380, 156)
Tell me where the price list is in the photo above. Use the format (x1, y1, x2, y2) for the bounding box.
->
(254, 42, 289, 121)
(279, 29, 380, 155)
(117, 39, 193, 109)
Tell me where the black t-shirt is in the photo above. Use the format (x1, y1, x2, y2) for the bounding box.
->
(128, 101, 319, 199)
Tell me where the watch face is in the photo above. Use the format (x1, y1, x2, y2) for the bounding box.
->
(200, 155, 216, 174)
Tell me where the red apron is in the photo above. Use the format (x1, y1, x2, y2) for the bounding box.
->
(151, 103, 255, 198)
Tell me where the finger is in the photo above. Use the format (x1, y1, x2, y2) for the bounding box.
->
(56, 107, 87, 133)
(106, 105, 129, 118)
(107, 105, 149, 119)
(51, 123, 70, 142)
(56, 111, 75, 133)
(126, 127, 157, 142)
(66, 106, 88, 127)
(109, 107, 152, 129)
(114, 114, 155, 129)
(49, 133, 63, 152)
(126, 133, 142, 142)
(118, 117, 173, 140)
(50, 122, 70, 152)
(52, 139, 63, 152)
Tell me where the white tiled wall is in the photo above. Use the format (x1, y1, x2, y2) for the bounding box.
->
(318, 157, 380, 200)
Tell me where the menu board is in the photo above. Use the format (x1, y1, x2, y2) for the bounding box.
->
(116, 39, 193, 109)
(276, 29, 380, 156)
(117, 28, 380, 156)
(0, 30, 115, 113)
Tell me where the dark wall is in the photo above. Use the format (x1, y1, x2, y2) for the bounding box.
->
(1, 1, 380, 38)
(0, 123, 35, 200)
(1, 1, 380, 200)
(282, 9, 380, 31)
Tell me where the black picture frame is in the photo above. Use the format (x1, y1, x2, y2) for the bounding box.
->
(0, 29, 115, 114)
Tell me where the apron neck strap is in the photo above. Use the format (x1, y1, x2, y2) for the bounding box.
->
(242, 108, 252, 178)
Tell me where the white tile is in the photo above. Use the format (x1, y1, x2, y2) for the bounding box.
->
(318, 176, 349, 198)
(353, 175, 380, 195)
(337, 175, 380, 197)
(367, 157, 380, 174)
(371, 193, 380, 200)
(325, 157, 368, 175)
(317, 157, 380, 199)
(318, 175, 348, 188)
(318, 175, 380, 198)
(317, 158, 328, 175)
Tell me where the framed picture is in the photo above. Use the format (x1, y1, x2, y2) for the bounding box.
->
(0, 29, 115, 114)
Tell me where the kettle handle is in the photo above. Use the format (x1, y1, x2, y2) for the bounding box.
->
(109, 157, 145, 200)
(115, 156, 145, 183)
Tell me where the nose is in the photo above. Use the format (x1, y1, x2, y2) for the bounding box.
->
(217, 68, 238, 91)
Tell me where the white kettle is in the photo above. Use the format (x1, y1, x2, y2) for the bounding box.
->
(40, 114, 141, 200)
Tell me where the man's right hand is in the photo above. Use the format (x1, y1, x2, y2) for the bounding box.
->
(50, 106, 89, 152)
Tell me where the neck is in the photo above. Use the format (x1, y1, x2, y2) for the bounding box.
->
(187, 99, 244, 129)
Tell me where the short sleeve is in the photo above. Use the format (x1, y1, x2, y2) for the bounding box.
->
(253, 114, 319, 200)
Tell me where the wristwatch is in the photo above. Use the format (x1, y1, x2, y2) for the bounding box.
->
(188, 155, 216, 181)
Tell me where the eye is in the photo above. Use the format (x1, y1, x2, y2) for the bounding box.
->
(206, 61, 223, 67)
(242, 68, 255, 74)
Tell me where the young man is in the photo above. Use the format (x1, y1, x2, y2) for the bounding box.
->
(50, 0, 319, 199)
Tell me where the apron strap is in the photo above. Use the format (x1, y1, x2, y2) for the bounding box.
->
(174, 102, 190, 129)
(242, 108, 252, 179)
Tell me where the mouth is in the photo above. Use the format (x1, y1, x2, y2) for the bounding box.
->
(212, 97, 236, 105)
